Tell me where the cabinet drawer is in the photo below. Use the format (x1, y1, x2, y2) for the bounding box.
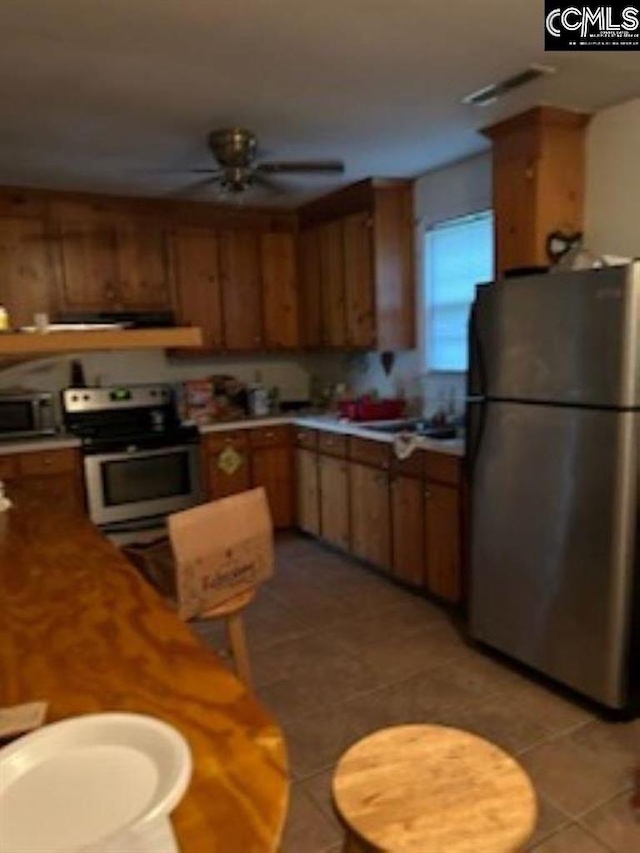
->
(318, 431, 347, 458)
(0, 455, 19, 480)
(249, 425, 291, 448)
(391, 449, 425, 478)
(424, 451, 461, 486)
(349, 436, 390, 469)
(203, 431, 250, 454)
(19, 448, 78, 477)
(295, 427, 318, 450)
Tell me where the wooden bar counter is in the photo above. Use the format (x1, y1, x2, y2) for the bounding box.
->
(0, 481, 289, 853)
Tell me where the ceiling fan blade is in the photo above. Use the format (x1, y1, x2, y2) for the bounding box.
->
(251, 172, 289, 195)
(167, 176, 221, 198)
(257, 160, 345, 174)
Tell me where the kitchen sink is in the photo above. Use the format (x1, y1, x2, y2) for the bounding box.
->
(359, 419, 459, 440)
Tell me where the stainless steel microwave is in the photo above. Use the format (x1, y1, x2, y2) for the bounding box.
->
(0, 391, 56, 440)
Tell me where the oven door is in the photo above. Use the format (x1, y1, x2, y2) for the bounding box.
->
(84, 444, 204, 528)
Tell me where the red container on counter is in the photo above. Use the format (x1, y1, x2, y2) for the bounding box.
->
(338, 397, 406, 421)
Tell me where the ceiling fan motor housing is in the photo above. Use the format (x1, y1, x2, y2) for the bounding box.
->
(208, 128, 257, 167)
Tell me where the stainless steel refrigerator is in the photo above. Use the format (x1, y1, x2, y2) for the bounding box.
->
(467, 263, 639, 711)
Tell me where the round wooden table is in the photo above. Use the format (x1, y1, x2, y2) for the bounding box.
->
(333, 724, 537, 853)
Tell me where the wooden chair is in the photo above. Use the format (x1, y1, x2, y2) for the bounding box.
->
(124, 488, 274, 689)
(332, 724, 537, 853)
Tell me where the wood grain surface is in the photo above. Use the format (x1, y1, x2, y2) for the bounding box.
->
(0, 481, 288, 853)
(333, 724, 537, 853)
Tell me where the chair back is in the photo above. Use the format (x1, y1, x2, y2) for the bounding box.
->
(168, 487, 274, 620)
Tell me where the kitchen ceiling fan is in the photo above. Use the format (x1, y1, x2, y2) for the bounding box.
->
(179, 127, 345, 194)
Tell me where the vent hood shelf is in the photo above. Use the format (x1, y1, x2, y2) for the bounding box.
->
(0, 326, 203, 357)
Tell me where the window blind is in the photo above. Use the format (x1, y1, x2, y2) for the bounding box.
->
(425, 211, 493, 372)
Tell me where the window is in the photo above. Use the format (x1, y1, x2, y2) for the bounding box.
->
(425, 211, 493, 372)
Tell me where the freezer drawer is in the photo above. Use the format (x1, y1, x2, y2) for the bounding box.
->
(469, 401, 639, 708)
(470, 264, 640, 407)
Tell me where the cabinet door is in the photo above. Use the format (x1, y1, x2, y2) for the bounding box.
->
(319, 220, 346, 347)
(0, 217, 56, 328)
(172, 228, 223, 349)
(262, 231, 299, 349)
(493, 155, 538, 276)
(116, 219, 172, 310)
(349, 462, 391, 570)
(424, 482, 461, 603)
(298, 227, 322, 347)
(56, 220, 119, 311)
(318, 454, 349, 550)
(391, 474, 425, 586)
(296, 448, 319, 535)
(343, 211, 375, 348)
(219, 230, 263, 350)
(205, 446, 251, 499)
(252, 445, 293, 529)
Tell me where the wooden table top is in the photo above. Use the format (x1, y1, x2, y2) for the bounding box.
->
(333, 724, 537, 853)
(0, 482, 289, 853)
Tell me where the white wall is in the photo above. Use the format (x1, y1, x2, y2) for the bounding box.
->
(0, 350, 312, 401)
(584, 97, 640, 258)
(347, 152, 492, 416)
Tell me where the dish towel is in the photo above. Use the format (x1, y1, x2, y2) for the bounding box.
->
(393, 434, 421, 461)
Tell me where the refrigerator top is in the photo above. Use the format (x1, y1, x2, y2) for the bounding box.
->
(470, 262, 640, 409)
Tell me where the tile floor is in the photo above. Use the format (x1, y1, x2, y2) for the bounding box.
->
(196, 534, 639, 853)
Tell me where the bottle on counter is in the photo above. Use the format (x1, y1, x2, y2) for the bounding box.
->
(0, 305, 10, 331)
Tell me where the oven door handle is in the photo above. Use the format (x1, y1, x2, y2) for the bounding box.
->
(83, 444, 197, 462)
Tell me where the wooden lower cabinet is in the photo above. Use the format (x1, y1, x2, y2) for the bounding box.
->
(202, 429, 294, 529)
(349, 462, 391, 570)
(391, 474, 425, 586)
(1, 448, 84, 512)
(318, 454, 349, 550)
(252, 445, 293, 529)
(203, 435, 252, 500)
(296, 448, 320, 536)
(294, 432, 465, 605)
(424, 482, 462, 604)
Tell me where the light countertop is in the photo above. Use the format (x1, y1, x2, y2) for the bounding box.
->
(0, 434, 82, 455)
(0, 415, 465, 458)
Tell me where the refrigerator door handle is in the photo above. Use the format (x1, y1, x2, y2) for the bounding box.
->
(468, 301, 488, 399)
(466, 400, 487, 478)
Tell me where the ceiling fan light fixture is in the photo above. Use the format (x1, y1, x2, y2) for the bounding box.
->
(461, 64, 556, 107)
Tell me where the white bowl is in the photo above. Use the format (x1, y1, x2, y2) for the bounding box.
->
(0, 712, 192, 853)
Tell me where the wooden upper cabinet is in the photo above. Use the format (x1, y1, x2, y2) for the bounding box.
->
(56, 219, 119, 311)
(482, 106, 589, 278)
(218, 229, 263, 350)
(261, 231, 299, 349)
(115, 218, 171, 310)
(298, 179, 415, 351)
(0, 216, 56, 327)
(343, 211, 375, 348)
(298, 227, 322, 348)
(54, 202, 172, 313)
(172, 227, 223, 349)
(318, 220, 346, 347)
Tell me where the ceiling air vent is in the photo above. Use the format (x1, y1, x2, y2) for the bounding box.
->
(462, 65, 555, 107)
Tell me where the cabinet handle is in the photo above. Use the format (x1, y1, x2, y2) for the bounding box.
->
(265, 432, 274, 438)
(425, 490, 432, 499)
